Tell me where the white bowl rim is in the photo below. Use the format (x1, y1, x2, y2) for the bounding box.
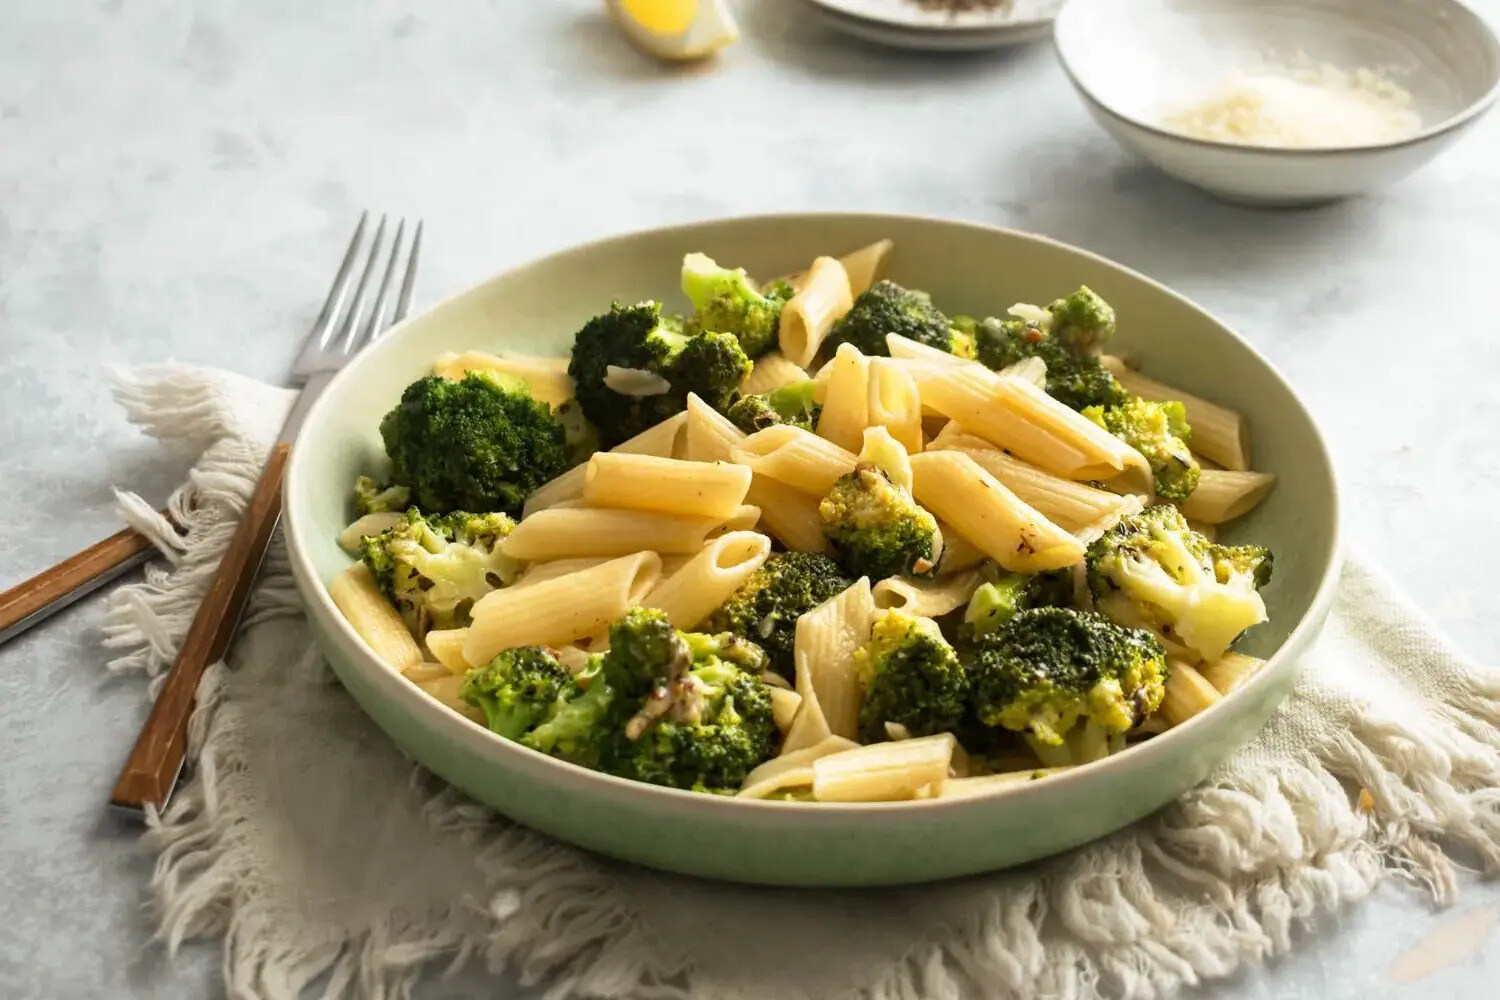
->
(1053, 0, 1500, 158)
(283, 210, 1344, 820)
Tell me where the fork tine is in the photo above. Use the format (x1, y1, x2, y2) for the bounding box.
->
(306, 210, 368, 347)
(355, 219, 406, 350)
(335, 215, 388, 353)
(392, 220, 423, 325)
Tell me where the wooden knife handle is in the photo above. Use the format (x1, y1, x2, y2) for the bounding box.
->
(111, 442, 291, 811)
(0, 519, 163, 642)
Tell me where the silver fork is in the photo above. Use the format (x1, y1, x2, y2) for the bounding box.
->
(110, 212, 423, 813)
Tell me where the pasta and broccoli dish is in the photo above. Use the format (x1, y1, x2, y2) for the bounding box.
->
(327, 239, 1278, 802)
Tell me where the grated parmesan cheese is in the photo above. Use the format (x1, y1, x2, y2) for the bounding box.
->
(1161, 64, 1421, 148)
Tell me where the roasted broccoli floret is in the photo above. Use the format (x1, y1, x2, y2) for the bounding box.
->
(522, 662, 617, 769)
(1086, 505, 1272, 662)
(703, 552, 852, 675)
(1046, 286, 1116, 357)
(460, 646, 575, 740)
(963, 568, 1075, 638)
(826, 280, 966, 358)
(568, 300, 752, 446)
(1083, 398, 1200, 502)
(975, 316, 1130, 412)
(966, 607, 1168, 758)
(819, 463, 940, 580)
(600, 609, 778, 792)
(680, 253, 794, 359)
(855, 610, 968, 743)
(361, 509, 520, 634)
(352, 475, 410, 516)
(379, 371, 568, 515)
(726, 379, 822, 434)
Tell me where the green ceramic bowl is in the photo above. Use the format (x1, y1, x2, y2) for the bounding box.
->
(283, 213, 1341, 887)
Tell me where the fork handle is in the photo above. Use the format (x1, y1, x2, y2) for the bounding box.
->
(110, 442, 291, 811)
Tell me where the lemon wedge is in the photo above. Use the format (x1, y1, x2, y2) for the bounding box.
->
(607, 0, 739, 62)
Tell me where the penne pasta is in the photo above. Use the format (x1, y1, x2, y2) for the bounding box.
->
(791, 578, 875, 743)
(424, 627, 473, 674)
(712, 504, 763, 535)
(1180, 470, 1277, 524)
(522, 411, 688, 516)
(744, 475, 829, 554)
(683, 392, 746, 463)
(867, 358, 923, 453)
(1103, 356, 1250, 471)
(872, 569, 984, 618)
(838, 238, 894, 296)
(732, 425, 858, 497)
(886, 332, 965, 368)
(464, 552, 662, 664)
(643, 530, 771, 629)
(940, 767, 1071, 798)
(502, 507, 719, 561)
(780, 256, 854, 367)
(405, 667, 486, 724)
(816, 343, 871, 453)
(769, 687, 803, 734)
(741, 351, 811, 396)
(1197, 652, 1265, 695)
(1159, 660, 1223, 727)
(514, 556, 615, 588)
(337, 511, 405, 555)
(583, 452, 752, 520)
(934, 524, 987, 575)
(738, 736, 860, 799)
(812, 733, 957, 802)
(328, 564, 424, 671)
(432, 351, 575, 408)
(908, 451, 1086, 573)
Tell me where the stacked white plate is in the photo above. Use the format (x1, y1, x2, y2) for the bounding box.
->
(801, 0, 1062, 51)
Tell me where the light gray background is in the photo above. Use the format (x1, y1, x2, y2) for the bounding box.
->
(1, 1, 1496, 997)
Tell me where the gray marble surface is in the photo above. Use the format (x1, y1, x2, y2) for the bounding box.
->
(1, 1, 1498, 997)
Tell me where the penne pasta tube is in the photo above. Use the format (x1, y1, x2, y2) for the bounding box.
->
(405, 668, 486, 724)
(502, 507, 719, 561)
(741, 352, 811, 396)
(915, 364, 1153, 493)
(792, 578, 875, 743)
(744, 475, 829, 554)
(812, 733, 957, 802)
(1159, 661, 1223, 727)
(867, 358, 923, 453)
(934, 524, 987, 575)
(838, 238, 893, 296)
(683, 392, 747, 463)
(908, 451, 1086, 573)
(643, 530, 771, 629)
(940, 767, 1071, 798)
(1180, 470, 1277, 524)
(1103, 356, 1250, 472)
(712, 504, 762, 534)
(329, 564, 424, 671)
(522, 411, 689, 517)
(464, 552, 661, 664)
(337, 511, 405, 555)
(738, 735, 860, 798)
(780, 256, 854, 367)
(424, 627, 473, 674)
(583, 453, 752, 520)
(1197, 652, 1265, 695)
(872, 569, 983, 618)
(886, 332, 966, 367)
(514, 556, 615, 588)
(432, 351, 574, 408)
(769, 687, 803, 733)
(816, 343, 871, 454)
(732, 425, 858, 497)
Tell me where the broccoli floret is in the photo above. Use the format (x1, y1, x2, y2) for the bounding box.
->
(352, 475, 410, 516)
(963, 568, 1075, 638)
(1083, 398, 1200, 501)
(553, 398, 599, 466)
(975, 316, 1130, 412)
(703, 551, 852, 675)
(854, 610, 968, 743)
(361, 509, 520, 634)
(460, 646, 574, 740)
(1047, 286, 1116, 356)
(523, 661, 618, 769)
(680, 253, 794, 359)
(966, 607, 1167, 753)
(826, 280, 966, 358)
(1086, 505, 1272, 662)
(568, 301, 752, 447)
(819, 464, 940, 580)
(726, 379, 822, 434)
(379, 371, 568, 515)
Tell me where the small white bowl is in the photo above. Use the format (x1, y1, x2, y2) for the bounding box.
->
(1054, 0, 1500, 206)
